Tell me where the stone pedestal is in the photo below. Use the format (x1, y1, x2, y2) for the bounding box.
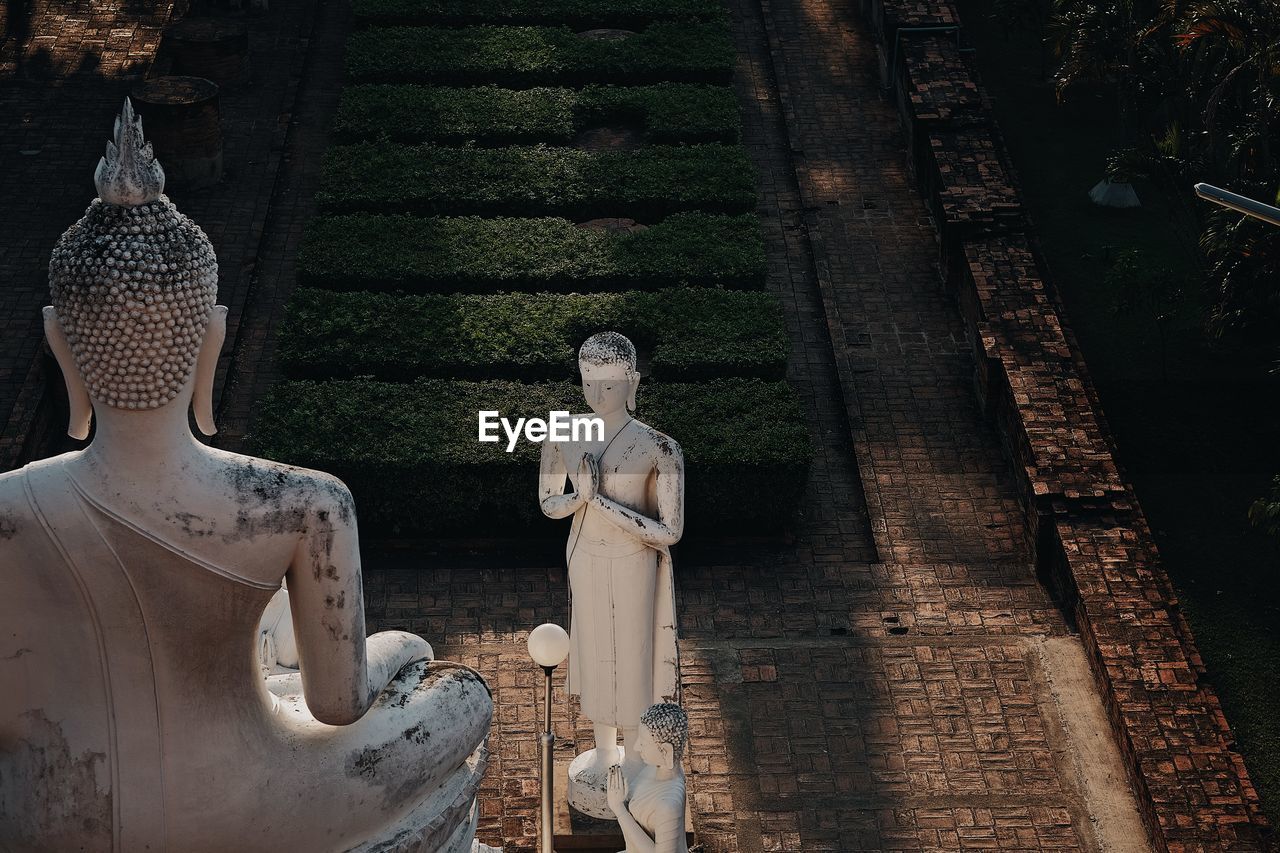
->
(129, 76, 223, 190)
(165, 18, 252, 88)
(566, 747, 622, 820)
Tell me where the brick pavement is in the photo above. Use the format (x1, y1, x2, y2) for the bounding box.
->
(212, 0, 350, 451)
(0, 0, 170, 79)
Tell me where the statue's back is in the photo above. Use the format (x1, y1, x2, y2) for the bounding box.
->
(0, 456, 280, 852)
(0, 459, 117, 852)
(0, 456, 495, 853)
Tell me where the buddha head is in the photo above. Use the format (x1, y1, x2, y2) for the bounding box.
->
(44, 97, 226, 440)
(578, 331, 639, 417)
(633, 702, 688, 771)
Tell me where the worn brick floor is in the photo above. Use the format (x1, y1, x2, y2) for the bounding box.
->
(212, 0, 349, 451)
(366, 0, 1132, 850)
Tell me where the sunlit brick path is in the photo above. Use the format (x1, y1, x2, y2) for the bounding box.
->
(367, 0, 1148, 849)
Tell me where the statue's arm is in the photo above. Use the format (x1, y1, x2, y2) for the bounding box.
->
(589, 438, 684, 547)
(614, 799, 682, 853)
(539, 439, 584, 519)
(650, 800, 686, 853)
(613, 802, 658, 853)
(285, 480, 430, 726)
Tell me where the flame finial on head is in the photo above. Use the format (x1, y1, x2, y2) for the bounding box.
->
(94, 97, 165, 207)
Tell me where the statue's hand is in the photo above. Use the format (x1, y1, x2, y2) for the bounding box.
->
(578, 453, 598, 503)
(606, 764, 628, 810)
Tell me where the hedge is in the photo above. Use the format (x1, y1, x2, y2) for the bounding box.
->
(345, 23, 734, 86)
(331, 83, 741, 145)
(315, 142, 757, 218)
(351, 0, 726, 28)
(296, 213, 764, 292)
(247, 378, 812, 535)
(278, 288, 788, 381)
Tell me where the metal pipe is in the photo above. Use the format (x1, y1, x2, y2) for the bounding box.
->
(540, 665, 556, 853)
(1194, 182, 1280, 227)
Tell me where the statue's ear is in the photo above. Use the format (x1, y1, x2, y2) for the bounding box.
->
(657, 741, 674, 770)
(43, 306, 93, 441)
(626, 373, 639, 413)
(192, 305, 228, 437)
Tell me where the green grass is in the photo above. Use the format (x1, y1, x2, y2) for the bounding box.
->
(332, 83, 741, 145)
(958, 0, 1280, 823)
(296, 213, 764, 292)
(278, 288, 787, 381)
(344, 23, 734, 86)
(351, 0, 726, 28)
(315, 142, 757, 218)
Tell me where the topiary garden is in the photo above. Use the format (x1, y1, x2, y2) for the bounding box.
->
(246, 0, 812, 537)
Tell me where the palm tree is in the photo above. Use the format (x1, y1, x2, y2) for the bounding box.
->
(1047, 0, 1180, 137)
(1200, 196, 1280, 339)
(1176, 1, 1280, 344)
(1176, 0, 1280, 181)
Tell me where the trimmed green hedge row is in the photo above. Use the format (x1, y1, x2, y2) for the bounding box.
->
(345, 23, 734, 86)
(247, 378, 812, 535)
(332, 83, 741, 145)
(316, 142, 756, 218)
(296, 213, 764, 292)
(278, 288, 787, 381)
(352, 0, 726, 28)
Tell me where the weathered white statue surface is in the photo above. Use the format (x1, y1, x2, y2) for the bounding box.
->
(0, 99, 496, 853)
(538, 332, 685, 818)
(606, 703, 690, 853)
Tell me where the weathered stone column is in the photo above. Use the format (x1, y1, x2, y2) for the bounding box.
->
(164, 17, 251, 88)
(128, 75, 223, 190)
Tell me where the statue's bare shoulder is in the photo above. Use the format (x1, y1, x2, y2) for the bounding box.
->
(632, 422, 683, 467)
(0, 452, 85, 524)
(205, 447, 358, 533)
(140, 449, 363, 585)
(0, 463, 39, 547)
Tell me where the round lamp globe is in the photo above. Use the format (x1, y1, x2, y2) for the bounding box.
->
(527, 622, 570, 668)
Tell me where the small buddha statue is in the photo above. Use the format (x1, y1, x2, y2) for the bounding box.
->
(606, 703, 690, 853)
(0, 98, 496, 853)
(537, 332, 685, 818)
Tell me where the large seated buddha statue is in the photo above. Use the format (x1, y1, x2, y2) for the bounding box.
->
(0, 99, 497, 853)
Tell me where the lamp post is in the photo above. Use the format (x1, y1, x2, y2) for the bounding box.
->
(527, 622, 570, 853)
(1194, 182, 1280, 227)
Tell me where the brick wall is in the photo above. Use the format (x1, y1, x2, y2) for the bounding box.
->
(864, 0, 1273, 848)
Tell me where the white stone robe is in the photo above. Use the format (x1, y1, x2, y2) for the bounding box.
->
(565, 502, 680, 729)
